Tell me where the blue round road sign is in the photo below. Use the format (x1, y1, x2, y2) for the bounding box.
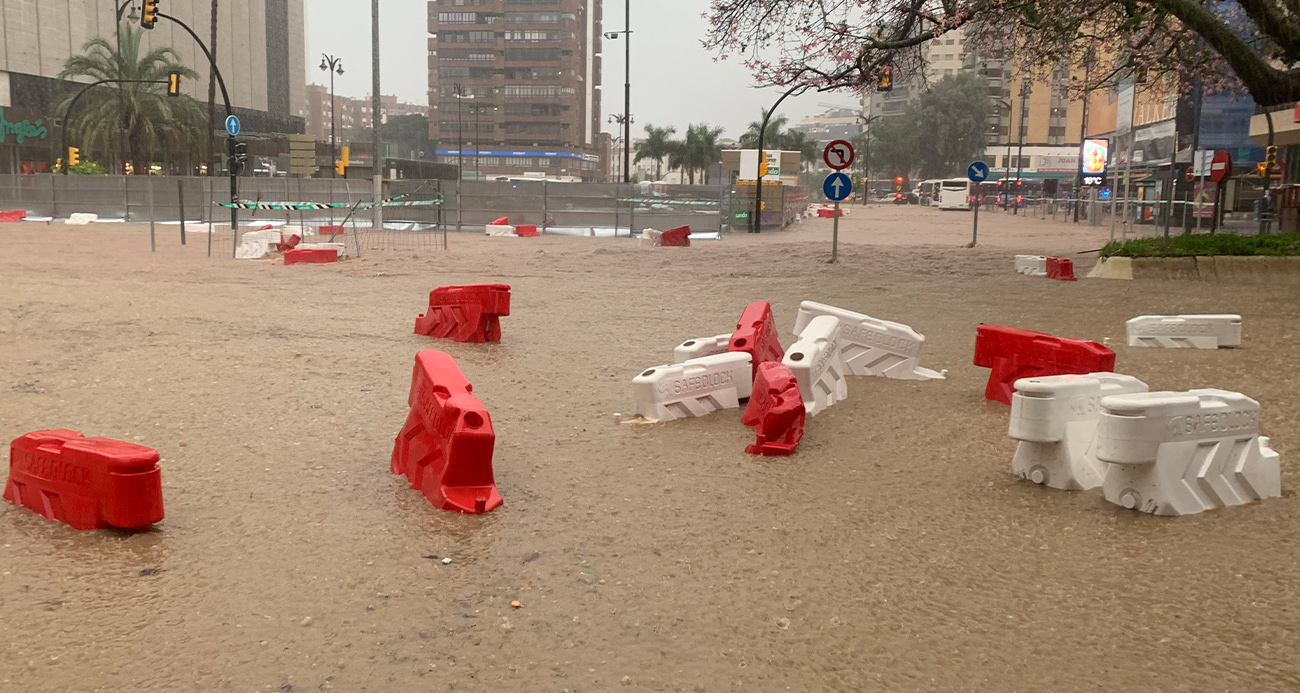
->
(225, 114, 241, 136)
(967, 161, 989, 183)
(823, 172, 853, 202)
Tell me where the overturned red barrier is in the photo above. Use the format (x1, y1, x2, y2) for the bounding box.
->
(318, 225, 345, 236)
(391, 350, 503, 514)
(662, 226, 691, 247)
(276, 234, 301, 252)
(1046, 257, 1078, 281)
(740, 363, 805, 456)
(973, 325, 1115, 405)
(0, 210, 27, 222)
(415, 283, 511, 343)
(515, 224, 539, 237)
(4, 430, 164, 530)
(729, 300, 785, 379)
(284, 248, 337, 265)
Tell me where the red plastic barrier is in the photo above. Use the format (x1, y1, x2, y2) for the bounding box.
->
(515, 224, 539, 237)
(817, 208, 833, 218)
(0, 210, 28, 222)
(284, 248, 338, 265)
(276, 234, 301, 252)
(414, 283, 511, 343)
(740, 363, 805, 456)
(662, 226, 691, 247)
(488, 216, 509, 226)
(391, 350, 503, 514)
(318, 225, 345, 236)
(729, 300, 785, 379)
(4, 430, 164, 530)
(1046, 257, 1078, 281)
(973, 325, 1115, 405)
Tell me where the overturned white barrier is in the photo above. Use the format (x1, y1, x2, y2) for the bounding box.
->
(639, 229, 663, 248)
(673, 334, 732, 363)
(631, 352, 753, 422)
(1126, 314, 1242, 349)
(1009, 373, 1149, 490)
(234, 228, 283, 260)
(486, 224, 516, 237)
(65, 213, 98, 225)
(1014, 255, 1047, 276)
(782, 315, 847, 416)
(792, 301, 944, 380)
(1097, 389, 1281, 516)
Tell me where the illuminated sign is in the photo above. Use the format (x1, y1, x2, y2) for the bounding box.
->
(1080, 138, 1108, 186)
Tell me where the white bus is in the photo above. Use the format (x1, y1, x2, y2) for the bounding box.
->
(917, 180, 942, 206)
(936, 178, 973, 210)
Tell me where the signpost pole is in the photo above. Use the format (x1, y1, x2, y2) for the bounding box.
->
(972, 183, 980, 246)
(831, 200, 840, 263)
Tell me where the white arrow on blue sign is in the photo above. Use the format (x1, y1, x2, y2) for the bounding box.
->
(225, 114, 241, 137)
(823, 171, 853, 202)
(967, 161, 990, 183)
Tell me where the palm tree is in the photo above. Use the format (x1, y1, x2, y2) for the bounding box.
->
(634, 124, 676, 181)
(57, 26, 206, 174)
(666, 124, 725, 185)
(781, 130, 820, 170)
(738, 109, 789, 148)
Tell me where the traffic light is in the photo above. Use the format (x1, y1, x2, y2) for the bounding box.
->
(67, 147, 80, 168)
(894, 175, 903, 192)
(1134, 65, 1148, 84)
(1257, 162, 1268, 176)
(336, 146, 350, 177)
(878, 66, 893, 93)
(228, 138, 247, 175)
(141, 0, 159, 29)
(1266, 146, 1278, 166)
(167, 71, 180, 97)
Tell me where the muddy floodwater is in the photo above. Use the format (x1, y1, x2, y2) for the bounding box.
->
(2, 207, 1298, 692)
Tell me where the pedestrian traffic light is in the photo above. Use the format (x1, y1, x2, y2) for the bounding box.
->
(878, 66, 893, 93)
(167, 71, 181, 97)
(1266, 146, 1278, 165)
(141, 0, 159, 29)
(67, 147, 80, 168)
(228, 138, 247, 175)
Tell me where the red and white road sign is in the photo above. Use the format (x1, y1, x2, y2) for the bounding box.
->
(1210, 150, 1233, 183)
(823, 140, 855, 170)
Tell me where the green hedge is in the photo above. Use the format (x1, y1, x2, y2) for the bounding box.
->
(1100, 233, 1300, 258)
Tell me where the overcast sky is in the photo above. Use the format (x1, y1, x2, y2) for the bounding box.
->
(303, 0, 861, 138)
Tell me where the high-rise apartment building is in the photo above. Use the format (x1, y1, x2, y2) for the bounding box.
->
(427, 0, 603, 181)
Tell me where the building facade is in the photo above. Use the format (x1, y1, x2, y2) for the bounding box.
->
(306, 85, 429, 142)
(0, 0, 307, 173)
(427, 0, 603, 181)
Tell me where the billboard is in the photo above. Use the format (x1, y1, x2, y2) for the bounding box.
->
(1080, 139, 1108, 186)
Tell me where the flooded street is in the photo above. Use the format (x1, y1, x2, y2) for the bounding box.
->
(2, 207, 1298, 692)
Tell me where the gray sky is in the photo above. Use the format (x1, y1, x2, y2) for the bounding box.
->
(303, 0, 861, 139)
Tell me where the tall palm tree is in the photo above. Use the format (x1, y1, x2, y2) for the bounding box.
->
(738, 109, 789, 148)
(666, 123, 725, 185)
(634, 124, 676, 181)
(781, 130, 820, 170)
(57, 26, 206, 173)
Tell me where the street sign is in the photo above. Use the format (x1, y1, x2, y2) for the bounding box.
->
(1210, 150, 1233, 183)
(823, 140, 855, 171)
(967, 161, 990, 183)
(225, 114, 241, 136)
(823, 172, 852, 201)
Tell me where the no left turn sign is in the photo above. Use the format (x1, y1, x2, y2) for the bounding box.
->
(823, 140, 855, 171)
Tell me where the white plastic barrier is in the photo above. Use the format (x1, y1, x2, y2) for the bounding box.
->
(1126, 314, 1242, 349)
(639, 229, 663, 248)
(65, 213, 98, 225)
(631, 352, 753, 421)
(486, 224, 517, 237)
(792, 301, 944, 380)
(782, 315, 848, 416)
(1097, 389, 1281, 516)
(1014, 255, 1047, 276)
(234, 229, 283, 260)
(1009, 373, 1149, 490)
(673, 334, 732, 363)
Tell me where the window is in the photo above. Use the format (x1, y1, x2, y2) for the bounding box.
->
(1048, 126, 1066, 137)
(536, 158, 550, 167)
(507, 157, 533, 167)
(505, 48, 562, 61)
(440, 30, 495, 42)
(505, 30, 574, 41)
(438, 12, 478, 23)
(505, 12, 574, 23)
(502, 85, 574, 97)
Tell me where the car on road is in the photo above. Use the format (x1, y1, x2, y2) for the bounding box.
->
(892, 192, 919, 205)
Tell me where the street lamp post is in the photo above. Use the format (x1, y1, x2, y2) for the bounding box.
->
(113, 1, 138, 173)
(856, 113, 881, 205)
(1013, 79, 1030, 215)
(320, 54, 344, 178)
(608, 113, 631, 180)
(604, 3, 632, 183)
(453, 84, 469, 181)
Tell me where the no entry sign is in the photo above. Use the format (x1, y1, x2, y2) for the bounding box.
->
(1210, 150, 1233, 183)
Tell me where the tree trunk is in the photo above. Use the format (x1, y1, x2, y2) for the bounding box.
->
(207, 0, 219, 176)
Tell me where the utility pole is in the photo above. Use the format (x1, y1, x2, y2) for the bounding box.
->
(1013, 79, 1029, 215)
(623, 0, 630, 183)
(1073, 50, 1092, 224)
(372, 0, 383, 233)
